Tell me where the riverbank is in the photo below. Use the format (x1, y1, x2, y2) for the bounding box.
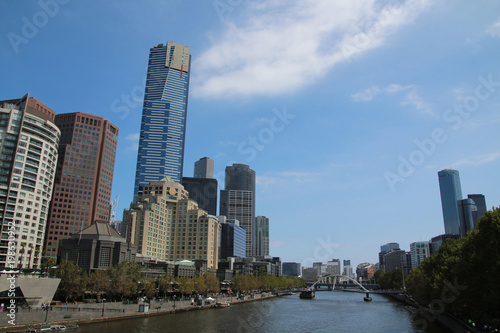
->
(386, 293, 478, 333)
(0, 292, 278, 332)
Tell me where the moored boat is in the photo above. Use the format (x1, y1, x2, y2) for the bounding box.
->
(299, 290, 315, 299)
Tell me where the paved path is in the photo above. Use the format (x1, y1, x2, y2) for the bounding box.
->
(0, 293, 275, 330)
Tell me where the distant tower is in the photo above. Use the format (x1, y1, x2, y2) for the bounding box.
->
(133, 42, 191, 200)
(467, 194, 486, 225)
(182, 157, 217, 215)
(194, 157, 214, 178)
(438, 169, 463, 235)
(220, 164, 256, 256)
(457, 199, 477, 237)
(255, 216, 269, 256)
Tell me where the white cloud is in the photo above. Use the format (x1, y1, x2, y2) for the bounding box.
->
(125, 133, 140, 141)
(352, 83, 433, 116)
(450, 152, 500, 168)
(485, 18, 500, 37)
(125, 132, 139, 152)
(351, 86, 381, 102)
(193, 0, 431, 99)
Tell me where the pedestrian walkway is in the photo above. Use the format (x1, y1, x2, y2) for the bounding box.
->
(0, 293, 274, 330)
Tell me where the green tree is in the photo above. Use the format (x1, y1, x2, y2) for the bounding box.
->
(108, 261, 143, 301)
(55, 261, 87, 302)
(202, 272, 220, 295)
(406, 208, 500, 329)
(158, 273, 174, 297)
(178, 276, 194, 296)
(88, 270, 110, 300)
(142, 276, 157, 299)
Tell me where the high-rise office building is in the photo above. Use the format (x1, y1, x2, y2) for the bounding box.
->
(123, 178, 220, 269)
(468, 194, 487, 226)
(0, 95, 60, 269)
(44, 113, 118, 258)
(133, 42, 191, 199)
(282, 262, 301, 277)
(378, 242, 400, 270)
(182, 157, 217, 215)
(343, 260, 354, 278)
(438, 169, 463, 235)
(255, 216, 269, 257)
(219, 218, 246, 259)
(220, 164, 256, 256)
(409, 241, 430, 270)
(457, 198, 477, 237)
(194, 157, 214, 178)
(326, 259, 341, 275)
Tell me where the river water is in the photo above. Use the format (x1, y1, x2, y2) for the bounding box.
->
(77, 291, 449, 333)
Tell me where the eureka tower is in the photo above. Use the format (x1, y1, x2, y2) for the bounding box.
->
(133, 42, 191, 200)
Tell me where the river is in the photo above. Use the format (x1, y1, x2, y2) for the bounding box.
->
(77, 291, 449, 332)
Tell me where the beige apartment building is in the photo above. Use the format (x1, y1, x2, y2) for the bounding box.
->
(123, 177, 219, 269)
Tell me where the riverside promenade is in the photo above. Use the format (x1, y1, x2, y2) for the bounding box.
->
(0, 293, 276, 331)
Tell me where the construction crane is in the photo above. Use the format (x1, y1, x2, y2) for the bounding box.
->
(110, 195, 119, 228)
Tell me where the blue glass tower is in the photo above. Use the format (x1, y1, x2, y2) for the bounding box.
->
(438, 169, 463, 235)
(133, 42, 191, 199)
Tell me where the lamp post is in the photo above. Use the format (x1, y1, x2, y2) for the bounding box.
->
(173, 295, 176, 309)
(101, 298, 106, 317)
(44, 305, 48, 322)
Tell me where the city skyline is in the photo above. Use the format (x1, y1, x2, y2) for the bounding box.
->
(2, 1, 500, 268)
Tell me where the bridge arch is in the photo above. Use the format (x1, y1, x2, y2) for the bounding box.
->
(310, 274, 369, 292)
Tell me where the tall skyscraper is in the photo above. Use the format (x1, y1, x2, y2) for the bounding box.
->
(44, 112, 118, 258)
(182, 157, 217, 215)
(438, 169, 463, 235)
(220, 164, 256, 256)
(255, 216, 269, 257)
(0, 95, 60, 269)
(194, 157, 214, 178)
(133, 42, 191, 199)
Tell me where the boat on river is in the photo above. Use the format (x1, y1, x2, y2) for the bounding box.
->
(299, 290, 315, 299)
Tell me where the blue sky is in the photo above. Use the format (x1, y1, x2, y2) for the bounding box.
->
(1, 0, 500, 269)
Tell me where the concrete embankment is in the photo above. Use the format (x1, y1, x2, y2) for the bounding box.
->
(0, 293, 279, 332)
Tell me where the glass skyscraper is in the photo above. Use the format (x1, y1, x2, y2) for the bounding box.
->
(133, 42, 191, 199)
(220, 164, 256, 256)
(438, 169, 463, 235)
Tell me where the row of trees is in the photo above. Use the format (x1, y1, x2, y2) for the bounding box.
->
(231, 272, 305, 293)
(405, 208, 500, 329)
(54, 261, 306, 303)
(54, 261, 221, 302)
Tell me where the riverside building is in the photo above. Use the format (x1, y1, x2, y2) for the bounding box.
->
(0, 94, 60, 269)
(123, 177, 220, 269)
(44, 112, 118, 258)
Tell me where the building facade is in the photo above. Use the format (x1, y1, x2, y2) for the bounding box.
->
(467, 194, 486, 226)
(457, 198, 477, 237)
(0, 95, 60, 269)
(133, 42, 191, 199)
(282, 262, 301, 277)
(438, 169, 463, 235)
(58, 221, 137, 273)
(409, 241, 430, 270)
(44, 112, 118, 258)
(123, 178, 220, 269)
(219, 218, 246, 259)
(343, 260, 354, 278)
(194, 157, 214, 178)
(255, 216, 269, 257)
(326, 259, 341, 275)
(181, 178, 217, 216)
(378, 242, 400, 271)
(220, 164, 256, 256)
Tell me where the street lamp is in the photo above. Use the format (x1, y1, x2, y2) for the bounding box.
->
(173, 295, 176, 309)
(102, 298, 106, 317)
